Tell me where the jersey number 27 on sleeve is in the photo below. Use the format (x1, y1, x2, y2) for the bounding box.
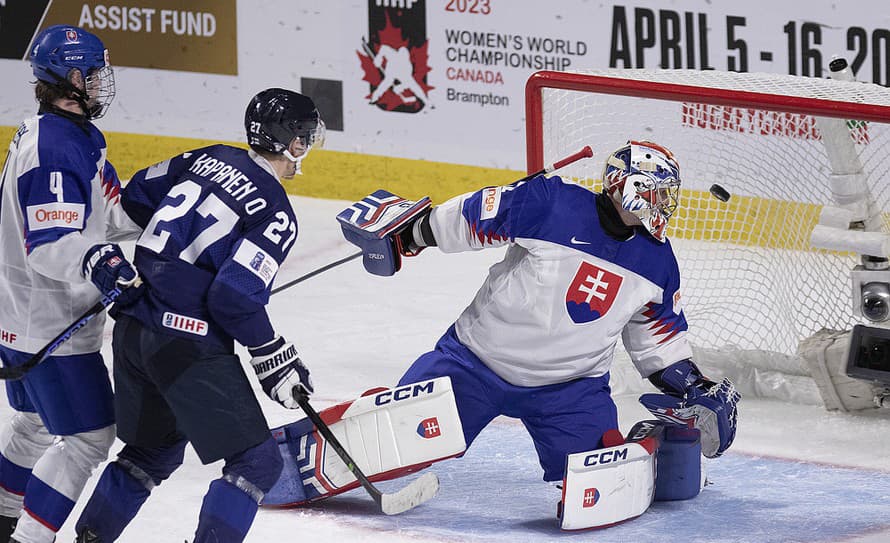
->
(138, 179, 239, 263)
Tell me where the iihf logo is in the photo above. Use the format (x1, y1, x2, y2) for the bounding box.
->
(582, 487, 600, 508)
(416, 417, 441, 439)
(249, 251, 265, 271)
(358, 0, 433, 113)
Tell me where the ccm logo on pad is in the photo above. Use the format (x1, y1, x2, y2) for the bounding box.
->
(27, 203, 85, 231)
(583, 447, 628, 466)
(374, 381, 435, 406)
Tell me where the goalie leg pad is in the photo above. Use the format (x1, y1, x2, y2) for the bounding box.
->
(263, 376, 465, 507)
(559, 421, 663, 531)
(654, 426, 702, 501)
(337, 189, 432, 276)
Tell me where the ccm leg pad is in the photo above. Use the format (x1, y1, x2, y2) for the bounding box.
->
(559, 420, 663, 531)
(264, 377, 464, 506)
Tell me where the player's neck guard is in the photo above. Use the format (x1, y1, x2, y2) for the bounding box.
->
(596, 192, 635, 242)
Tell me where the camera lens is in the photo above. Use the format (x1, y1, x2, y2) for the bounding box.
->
(861, 282, 890, 322)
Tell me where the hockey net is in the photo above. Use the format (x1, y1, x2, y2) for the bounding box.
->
(525, 69, 890, 402)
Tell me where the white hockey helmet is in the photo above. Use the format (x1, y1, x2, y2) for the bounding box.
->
(602, 140, 681, 243)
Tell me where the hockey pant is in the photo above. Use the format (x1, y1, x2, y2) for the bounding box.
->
(1, 347, 115, 543)
(399, 325, 618, 482)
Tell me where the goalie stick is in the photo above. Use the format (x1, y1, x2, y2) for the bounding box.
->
(269, 144, 595, 296)
(292, 386, 440, 515)
(0, 283, 135, 380)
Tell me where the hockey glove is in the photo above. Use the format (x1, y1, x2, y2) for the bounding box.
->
(83, 243, 139, 295)
(639, 359, 740, 458)
(249, 336, 313, 409)
(337, 189, 433, 276)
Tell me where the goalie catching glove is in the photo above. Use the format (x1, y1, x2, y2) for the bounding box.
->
(337, 189, 435, 276)
(249, 336, 313, 409)
(639, 359, 740, 458)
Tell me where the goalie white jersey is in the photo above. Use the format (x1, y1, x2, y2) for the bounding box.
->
(0, 113, 139, 355)
(430, 176, 693, 387)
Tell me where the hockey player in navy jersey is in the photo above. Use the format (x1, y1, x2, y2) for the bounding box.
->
(0, 26, 141, 543)
(72, 88, 322, 543)
(336, 141, 740, 525)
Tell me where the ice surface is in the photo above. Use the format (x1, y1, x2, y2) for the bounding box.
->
(4, 196, 889, 542)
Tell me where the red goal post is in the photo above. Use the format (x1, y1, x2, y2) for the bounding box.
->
(523, 68, 890, 380)
(526, 69, 890, 173)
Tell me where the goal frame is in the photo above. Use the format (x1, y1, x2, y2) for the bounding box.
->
(524, 69, 890, 174)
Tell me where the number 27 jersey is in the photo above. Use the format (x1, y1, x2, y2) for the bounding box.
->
(118, 144, 296, 348)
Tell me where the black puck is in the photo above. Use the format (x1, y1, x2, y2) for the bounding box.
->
(709, 184, 731, 202)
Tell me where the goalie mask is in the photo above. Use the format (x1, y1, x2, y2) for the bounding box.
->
(245, 88, 326, 175)
(30, 25, 116, 120)
(602, 140, 681, 243)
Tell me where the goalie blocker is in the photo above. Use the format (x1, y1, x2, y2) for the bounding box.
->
(336, 189, 433, 276)
(559, 420, 703, 531)
(263, 376, 465, 506)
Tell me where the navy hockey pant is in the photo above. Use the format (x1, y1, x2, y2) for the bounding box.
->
(399, 325, 618, 482)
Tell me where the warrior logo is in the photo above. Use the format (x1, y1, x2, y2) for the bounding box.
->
(565, 261, 624, 323)
(358, 0, 433, 113)
(416, 417, 441, 439)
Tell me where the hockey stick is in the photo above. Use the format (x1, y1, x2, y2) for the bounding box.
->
(528, 144, 594, 180)
(270, 251, 362, 295)
(0, 284, 132, 381)
(268, 145, 595, 297)
(292, 387, 439, 515)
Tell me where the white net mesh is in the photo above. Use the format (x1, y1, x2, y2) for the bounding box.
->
(530, 68, 890, 360)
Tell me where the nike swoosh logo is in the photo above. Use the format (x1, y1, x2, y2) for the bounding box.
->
(570, 236, 591, 245)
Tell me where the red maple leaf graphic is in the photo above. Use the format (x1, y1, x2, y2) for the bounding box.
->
(357, 49, 382, 89)
(378, 12, 409, 50)
(358, 12, 433, 112)
(377, 90, 406, 111)
(410, 40, 434, 96)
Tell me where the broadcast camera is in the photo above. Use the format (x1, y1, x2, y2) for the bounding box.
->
(848, 258, 890, 396)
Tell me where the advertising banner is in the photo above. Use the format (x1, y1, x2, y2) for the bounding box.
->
(0, 0, 236, 74)
(1, 1, 889, 171)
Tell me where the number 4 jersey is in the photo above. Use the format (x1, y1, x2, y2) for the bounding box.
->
(117, 144, 297, 349)
(0, 112, 139, 355)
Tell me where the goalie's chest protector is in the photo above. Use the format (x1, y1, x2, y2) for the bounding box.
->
(452, 181, 686, 387)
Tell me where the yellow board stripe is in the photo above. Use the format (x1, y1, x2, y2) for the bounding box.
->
(670, 191, 820, 250)
(1, 126, 821, 251)
(0, 125, 522, 204)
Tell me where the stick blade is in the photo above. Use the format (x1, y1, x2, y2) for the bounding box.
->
(380, 472, 440, 515)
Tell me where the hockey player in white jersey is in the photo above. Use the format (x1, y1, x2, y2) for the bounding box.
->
(0, 25, 140, 543)
(333, 141, 740, 527)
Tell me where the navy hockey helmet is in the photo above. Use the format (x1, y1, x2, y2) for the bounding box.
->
(245, 88, 325, 158)
(29, 25, 115, 119)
